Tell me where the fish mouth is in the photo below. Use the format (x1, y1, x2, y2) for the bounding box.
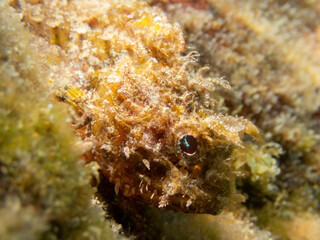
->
(98, 138, 240, 213)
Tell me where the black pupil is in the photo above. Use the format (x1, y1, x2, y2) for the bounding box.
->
(179, 135, 198, 155)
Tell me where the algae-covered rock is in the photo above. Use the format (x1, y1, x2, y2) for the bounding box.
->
(0, 2, 122, 240)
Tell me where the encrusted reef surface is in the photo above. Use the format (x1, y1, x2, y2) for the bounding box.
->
(0, 2, 124, 240)
(0, 0, 320, 239)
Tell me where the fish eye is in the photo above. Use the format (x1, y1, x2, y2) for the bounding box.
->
(179, 135, 198, 155)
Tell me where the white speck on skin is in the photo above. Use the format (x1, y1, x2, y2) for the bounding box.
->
(123, 146, 130, 158)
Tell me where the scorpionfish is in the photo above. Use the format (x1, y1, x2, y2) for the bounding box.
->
(17, 0, 259, 214)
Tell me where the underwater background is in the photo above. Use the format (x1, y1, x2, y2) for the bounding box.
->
(1, 0, 320, 239)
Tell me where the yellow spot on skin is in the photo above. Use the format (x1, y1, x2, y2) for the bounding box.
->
(134, 15, 153, 28)
(198, 109, 207, 118)
(66, 87, 83, 101)
(172, 105, 184, 115)
(191, 165, 202, 178)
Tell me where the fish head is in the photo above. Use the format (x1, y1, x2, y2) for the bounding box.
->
(90, 89, 259, 213)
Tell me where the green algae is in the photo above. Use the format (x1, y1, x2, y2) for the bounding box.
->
(0, 3, 122, 240)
